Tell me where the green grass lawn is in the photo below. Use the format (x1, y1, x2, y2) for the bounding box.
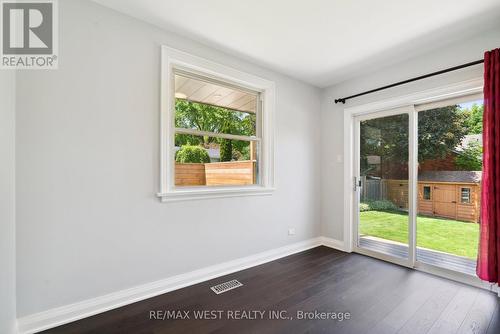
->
(360, 210, 479, 259)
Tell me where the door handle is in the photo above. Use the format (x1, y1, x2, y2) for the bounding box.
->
(354, 177, 361, 191)
(451, 201, 457, 203)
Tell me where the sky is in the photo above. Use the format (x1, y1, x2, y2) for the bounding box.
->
(459, 99, 483, 109)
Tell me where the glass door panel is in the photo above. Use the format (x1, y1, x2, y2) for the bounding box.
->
(357, 113, 409, 259)
(416, 98, 483, 276)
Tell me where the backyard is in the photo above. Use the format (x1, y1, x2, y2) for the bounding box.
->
(360, 210, 479, 259)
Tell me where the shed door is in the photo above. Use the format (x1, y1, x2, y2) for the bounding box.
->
(433, 184, 457, 219)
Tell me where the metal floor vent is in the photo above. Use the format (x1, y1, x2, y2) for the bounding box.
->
(211, 279, 243, 294)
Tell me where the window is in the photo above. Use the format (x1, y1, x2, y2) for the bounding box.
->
(174, 72, 260, 187)
(159, 47, 275, 202)
(423, 186, 431, 200)
(461, 188, 471, 204)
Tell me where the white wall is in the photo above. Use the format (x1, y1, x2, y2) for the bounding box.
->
(0, 71, 17, 333)
(15, 0, 321, 317)
(320, 25, 500, 241)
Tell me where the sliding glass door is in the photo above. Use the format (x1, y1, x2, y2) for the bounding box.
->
(353, 95, 483, 277)
(354, 107, 414, 265)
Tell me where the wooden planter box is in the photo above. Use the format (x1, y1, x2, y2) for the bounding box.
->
(175, 161, 256, 187)
(175, 163, 206, 186)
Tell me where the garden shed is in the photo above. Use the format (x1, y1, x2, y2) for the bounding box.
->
(416, 171, 481, 223)
(363, 171, 482, 223)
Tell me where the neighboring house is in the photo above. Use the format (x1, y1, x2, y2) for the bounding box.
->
(364, 135, 483, 180)
(419, 134, 482, 172)
(206, 147, 221, 162)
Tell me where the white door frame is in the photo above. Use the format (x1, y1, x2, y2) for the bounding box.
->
(343, 78, 484, 253)
(342, 78, 498, 291)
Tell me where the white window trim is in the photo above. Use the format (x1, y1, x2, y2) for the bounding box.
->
(157, 46, 275, 202)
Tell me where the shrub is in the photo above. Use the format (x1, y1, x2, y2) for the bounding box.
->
(359, 202, 371, 212)
(175, 145, 210, 163)
(369, 200, 399, 211)
(360, 200, 398, 212)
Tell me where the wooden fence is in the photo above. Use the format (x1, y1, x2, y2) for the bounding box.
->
(361, 177, 408, 209)
(385, 179, 409, 209)
(175, 160, 255, 186)
(361, 177, 387, 202)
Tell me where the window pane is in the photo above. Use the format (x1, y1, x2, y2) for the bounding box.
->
(175, 99, 256, 137)
(417, 98, 482, 275)
(461, 188, 471, 203)
(423, 186, 431, 200)
(174, 73, 258, 137)
(174, 134, 258, 187)
(358, 113, 409, 259)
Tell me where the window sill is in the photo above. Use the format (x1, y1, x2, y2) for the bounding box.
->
(157, 186, 275, 202)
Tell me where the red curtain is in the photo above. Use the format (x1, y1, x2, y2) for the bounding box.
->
(477, 48, 500, 283)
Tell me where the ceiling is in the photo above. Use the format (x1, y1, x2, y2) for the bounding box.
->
(93, 0, 500, 87)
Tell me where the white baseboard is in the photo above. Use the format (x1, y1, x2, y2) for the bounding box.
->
(17, 237, 332, 334)
(320, 236, 346, 252)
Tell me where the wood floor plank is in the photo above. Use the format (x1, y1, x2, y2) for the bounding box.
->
(166, 251, 351, 332)
(369, 287, 436, 334)
(367, 274, 450, 334)
(259, 257, 432, 334)
(397, 282, 458, 334)
(184, 253, 371, 334)
(427, 285, 479, 334)
(337, 270, 448, 334)
(457, 289, 498, 334)
(41, 247, 499, 334)
(486, 302, 500, 334)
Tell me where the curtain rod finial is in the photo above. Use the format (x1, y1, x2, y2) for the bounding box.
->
(334, 98, 346, 104)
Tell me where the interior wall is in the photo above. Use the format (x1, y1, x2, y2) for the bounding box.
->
(0, 71, 17, 333)
(320, 26, 500, 241)
(15, 0, 321, 317)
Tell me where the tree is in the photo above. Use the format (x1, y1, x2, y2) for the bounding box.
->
(455, 141, 482, 170)
(219, 120, 233, 161)
(175, 145, 210, 163)
(219, 139, 233, 161)
(360, 105, 468, 174)
(174, 99, 256, 160)
(417, 105, 468, 162)
(462, 103, 483, 135)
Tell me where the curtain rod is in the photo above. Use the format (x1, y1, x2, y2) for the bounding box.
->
(334, 59, 484, 104)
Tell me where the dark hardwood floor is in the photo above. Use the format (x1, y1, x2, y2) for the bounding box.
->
(42, 247, 499, 334)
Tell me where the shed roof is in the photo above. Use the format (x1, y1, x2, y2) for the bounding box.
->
(418, 171, 482, 183)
